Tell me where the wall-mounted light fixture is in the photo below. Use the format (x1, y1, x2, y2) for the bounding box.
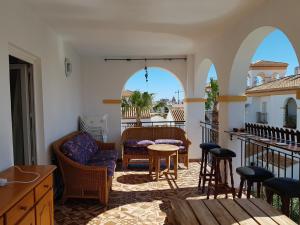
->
(65, 57, 72, 77)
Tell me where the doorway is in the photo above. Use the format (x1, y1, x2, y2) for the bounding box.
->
(9, 55, 37, 165)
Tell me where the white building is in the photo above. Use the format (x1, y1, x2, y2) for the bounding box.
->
(245, 61, 300, 129)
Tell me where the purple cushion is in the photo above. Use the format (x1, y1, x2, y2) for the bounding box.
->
(154, 139, 183, 146)
(87, 159, 116, 177)
(88, 150, 118, 162)
(62, 132, 99, 164)
(124, 139, 155, 147)
(178, 146, 187, 154)
(124, 146, 148, 155)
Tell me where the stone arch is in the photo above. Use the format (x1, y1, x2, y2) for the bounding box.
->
(228, 26, 299, 95)
(194, 58, 219, 97)
(121, 66, 186, 97)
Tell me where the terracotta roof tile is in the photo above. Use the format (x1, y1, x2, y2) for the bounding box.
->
(246, 74, 300, 94)
(122, 107, 151, 119)
(171, 108, 184, 121)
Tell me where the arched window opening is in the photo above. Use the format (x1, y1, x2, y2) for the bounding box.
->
(284, 98, 297, 129)
(121, 67, 185, 132)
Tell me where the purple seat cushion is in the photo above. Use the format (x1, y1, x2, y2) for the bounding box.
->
(87, 159, 116, 177)
(88, 150, 119, 162)
(62, 132, 99, 164)
(178, 146, 187, 154)
(124, 146, 148, 155)
(154, 139, 183, 146)
(124, 139, 155, 147)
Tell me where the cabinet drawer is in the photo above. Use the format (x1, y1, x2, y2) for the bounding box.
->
(0, 216, 3, 225)
(6, 191, 34, 225)
(18, 209, 35, 225)
(35, 175, 53, 201)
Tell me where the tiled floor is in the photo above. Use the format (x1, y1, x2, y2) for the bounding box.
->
(55, 162, 207, 225)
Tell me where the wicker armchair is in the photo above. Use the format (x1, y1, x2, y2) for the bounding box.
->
(121, 127, 191, 169)
(52, 131, 116, 205)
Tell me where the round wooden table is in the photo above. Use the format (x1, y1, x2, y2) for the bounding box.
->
(147, 144, 179, 181)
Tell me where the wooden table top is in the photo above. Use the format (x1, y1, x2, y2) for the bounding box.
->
(170, 198, 296, 225)
(0, 165, 56, 216)
(226, 131, 300, 153)
(147, 144, 179, 152)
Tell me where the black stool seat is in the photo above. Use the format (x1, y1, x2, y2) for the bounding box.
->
(236, 166, 274, 182)
(199, 143, 220, 151)
(263, 177, 300, 197)
(263, 177, 300, 216)
(210, 148, 236, 158)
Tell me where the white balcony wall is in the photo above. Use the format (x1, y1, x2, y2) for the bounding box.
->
(0, 0, 83, 170)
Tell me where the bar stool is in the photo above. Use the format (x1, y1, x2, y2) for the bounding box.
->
(263, 177, 300, 216)
(236, 166, 274, 198)
(198, 143, 220, 192)
(207, 148, 236, 199)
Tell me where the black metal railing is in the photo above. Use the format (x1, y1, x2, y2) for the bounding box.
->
(236, 135, 300, 221)
(200, 121, 219, 144)
(202, 122, 300, 222)
(121, 120, 185, 131)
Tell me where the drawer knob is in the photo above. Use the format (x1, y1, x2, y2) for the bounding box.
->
(44, 184, 49, 188)
(20, 206, 27, 211)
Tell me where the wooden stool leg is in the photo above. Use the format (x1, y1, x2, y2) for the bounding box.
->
(246, 180, 253, 199)
(281, 196, 290, 216)
(238, 178, 245, 198)
(207, 158, 215, 199)
(266, 188, 273, 204)
(224, 160, 228, 199)
(214, 159, 220, 199)
(229, 159, 236, 198)
(198, 150, 205, 189)
(257, 182, 261, 198)
(202, 151, 208, 193)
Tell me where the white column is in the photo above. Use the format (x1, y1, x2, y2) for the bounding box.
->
(185, 101, 205, 159)
(218, 100, 245, 187)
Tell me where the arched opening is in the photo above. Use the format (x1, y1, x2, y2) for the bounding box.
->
(284, 98, 297, 129)
(121, 67, 185, 132)
(204, 64, 219, 127)
(231, 27, 299, 129)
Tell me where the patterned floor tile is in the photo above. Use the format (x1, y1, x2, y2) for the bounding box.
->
(55, 162, 204, 225)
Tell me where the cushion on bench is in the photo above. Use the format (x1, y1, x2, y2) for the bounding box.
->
(62, 132, 99, 164)
(154, 139, 183, 146)
(87, 159, 116, 177)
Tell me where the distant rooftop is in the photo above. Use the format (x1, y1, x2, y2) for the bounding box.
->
(250, 60, 288, 70)
(170, 108, 184, 122)
(246, 74, 300, 94)
(121, 107, 151, 119)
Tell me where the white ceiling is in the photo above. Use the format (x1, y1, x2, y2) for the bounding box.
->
(24, 0, 265, 56)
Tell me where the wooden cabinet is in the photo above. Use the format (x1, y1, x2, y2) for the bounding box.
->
(18, 209, 35, 225)
(36, 190, 54, 225)
(0, 166, 56, 225)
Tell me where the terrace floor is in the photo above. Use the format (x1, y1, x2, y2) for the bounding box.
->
(54, 162, 210, 225)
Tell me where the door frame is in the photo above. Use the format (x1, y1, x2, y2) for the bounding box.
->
(9, 43, 45, 165)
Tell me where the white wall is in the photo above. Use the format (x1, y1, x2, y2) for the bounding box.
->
(0, 0, 82, 170)
(82, 58, 187, 154)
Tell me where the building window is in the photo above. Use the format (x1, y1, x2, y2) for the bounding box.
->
(284, 98, 297, 129)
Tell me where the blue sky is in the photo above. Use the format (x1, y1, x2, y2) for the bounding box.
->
(125, 29, 299, 100)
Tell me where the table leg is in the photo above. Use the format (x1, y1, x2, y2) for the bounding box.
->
(156, 156, 160, 181)
(166, 156, 170, 172)
(149, 154, 153, 176)
(174, 152, 178, 179)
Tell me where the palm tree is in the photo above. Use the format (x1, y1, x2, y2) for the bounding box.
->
(122, 91, 153, 126)
(205, 78, 219, 126)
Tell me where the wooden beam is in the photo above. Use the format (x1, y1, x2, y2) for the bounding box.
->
(102, 99, 121, 104)
(217, 95, 247, 102)
(184, 98, 206, 103)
